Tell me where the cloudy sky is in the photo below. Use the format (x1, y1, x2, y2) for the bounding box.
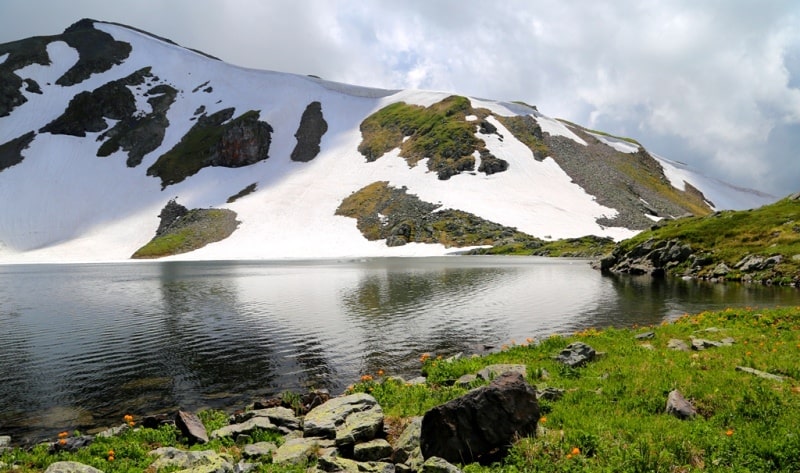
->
(2, 0, 799, 197)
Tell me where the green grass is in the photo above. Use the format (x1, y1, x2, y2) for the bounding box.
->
(618, 196, 800, 281)
(3, 307, 799, 472)
(473, 235, 615, 257)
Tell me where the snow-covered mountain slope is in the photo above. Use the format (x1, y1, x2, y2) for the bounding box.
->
(0, 20, 775, 263)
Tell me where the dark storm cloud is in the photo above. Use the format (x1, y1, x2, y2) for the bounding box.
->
(2, 0, 798, 196)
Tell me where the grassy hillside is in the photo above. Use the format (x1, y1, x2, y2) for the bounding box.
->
(608, 195, 800, 283)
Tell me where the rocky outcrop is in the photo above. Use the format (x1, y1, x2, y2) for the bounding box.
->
(599, 238, 693, 276)
(303, 393, 384, 448)
(555, 342, 597, 367)
(147, 108, 273, 188)
(43, 461, 104, 473)
(419, 372, 539, 464)
(0, 131, 35, 172)
(148, 447, 241, 472)
(291, 101, 328, 162)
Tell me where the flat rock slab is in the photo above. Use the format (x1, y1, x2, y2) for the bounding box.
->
(555, 342, 596, 367)
(317, 455, 395, 473)
(242, 441, 277, 459)
(736, 366, 784, 382)
(176, 410, 208, 444)
(354, 438, 393, 462)
(44, 462, 105, 473)
(667, 339, 690, 351)
(422, 456, 463, 473)
(304, 393, 384, 447)
(148, 447, 234, 472)
(691, 338, 723, 350)
(273, 437, 323, 465)
(477, 364, 527, 381)
(210, 417, 279, 439)
(238, 406, 301, 432)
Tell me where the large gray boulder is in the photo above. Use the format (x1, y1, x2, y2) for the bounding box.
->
(476, 364, 527, 381)
(210, 417, 280, 440)
(665, 390, 697, 420)
(555, 342, 596, 367)
(303, 393, 384, 447)
(273, 437, 324, 465)
(420, 372, 539, 464)
(44, 462, 104, 473)
(148, 447, 236, 472)
(175, 410, 208, 444)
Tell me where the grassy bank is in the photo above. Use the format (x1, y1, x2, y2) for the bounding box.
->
(2, 307, 799, 472)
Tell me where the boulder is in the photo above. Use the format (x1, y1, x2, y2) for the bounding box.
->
(353, 438, 394, 462)
(420, 372, 539, 464)
(273, 437, 323, 465)
(210, 417, 279, 440)
(392, 417, 422, 465)
(555, 342, 596, 367)
(235, 406, 301, 432)
(635, 331, 655, 340)
(665, 390, 697, 420)
(242, 441, 277, 459)
(175, 410, 208, 444)
(49, 435, 94, 453)
(148, 447, 236, 472)
(691, 338, 722, 350)
(455, 374, 477, 387)
(44, 462, 104, 473)
(477, 363, 527, 381)
(422, 456, 463, 473)
(303, 393, 384, 447)
(667, 339, 690, 351)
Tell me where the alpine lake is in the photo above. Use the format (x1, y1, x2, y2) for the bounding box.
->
(2, 256, 799, 443)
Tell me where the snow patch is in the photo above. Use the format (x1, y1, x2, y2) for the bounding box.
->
(0, 53, 8, 65)
(587, 132, 639, 153)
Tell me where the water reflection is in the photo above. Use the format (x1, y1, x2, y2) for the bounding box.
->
(0, 258, 798, 444)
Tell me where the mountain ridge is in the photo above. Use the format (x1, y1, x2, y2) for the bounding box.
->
(0, 19, 775, 262)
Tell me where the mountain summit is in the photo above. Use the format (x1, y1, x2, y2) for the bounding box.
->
(0, 19, 774, 262)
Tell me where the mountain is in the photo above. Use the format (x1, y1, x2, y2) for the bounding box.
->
(0, 19, 775, 263)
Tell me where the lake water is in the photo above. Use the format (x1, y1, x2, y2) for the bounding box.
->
(1, 256, 799, 443)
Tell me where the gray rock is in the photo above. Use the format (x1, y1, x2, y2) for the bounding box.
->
(555, 342, 596, 367)
(691, 338, 722, 350)
(272, 437, 321, 465)
(44, 461, 104, 473)
(49, 435, 94, 453)
(665, 390, 697, 420)
(291, 101, 328, 162)
(176, 410, 209, 444)
(303, 393, 384, 447)
(392, 417, 422, 465)
(736, 366, 785, 382)
(455, 374, 477, 387)
(421, 456, 463, 473)
(720, 337, 736, 346)
(96, 424, 130, 438)
(354, 438, 393, 462)
(477, 363, 527, 381)
(210, 417, 279, 439)
(420, 372, 539, 464)
(667, 339, 690, 351)
(239, 406, 301, 431)
(0, 435, 10, 448)
(537, 387, 565, 401)
(635, 331, 655, 340)
(242, 441, 277, 459)
(712, 262, 731, 277)
(148, 447, 235, 472)
(317, 456, 395, 473)
(406, 377, 427, 385)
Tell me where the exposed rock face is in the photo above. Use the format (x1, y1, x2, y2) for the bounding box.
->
(291, 101, 328, 162)
(148, 447, 238, 472)
(147, 108, 273, 188)
(0, 131, 35, 172)
(303, 393, 385, 448)
(419, 372, 539, 464)
(477, 150, 509, 175)
(599, 238, 693, 276)
(155, 199, 189, 237)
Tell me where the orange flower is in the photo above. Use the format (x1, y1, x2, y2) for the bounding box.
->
(58, 431, 69, 439)
(539, 416, 547, 423)
(566, 454, 573, 460)
(377, 369, 385, 376)
(571, 447, 581, 455)
(360, 374, 373, 382)
(726, 429, 734, 436)
(123, 414, 133, 422)
(420, 353, 431, 363)
(58, 439, 67, 445)
(108, 449, 115, 456)
(526, 337, 534, 344)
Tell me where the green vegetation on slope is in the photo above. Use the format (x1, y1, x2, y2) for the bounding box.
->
(471, 235, 617, 257)
(358, 96, 506, 180)
(131, 208, 239, 259)
(336, 181, 542, 249)
(354, 306, 800, 472)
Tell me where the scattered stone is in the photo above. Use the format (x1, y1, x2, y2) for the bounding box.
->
(176, 410, 209, 444)
(236, 406, 301, 432)
(639, 343, 655, 350)
(691, 338, 723, 351)
(477, 363, 527, 381)
(242, 441, 278, 459)
(455, 374, 477, 387)
(665, 389, 697, 420)
(420, 372, 539, 464)
(272, 437, 321, 465)
(44, 461, 104, 473)
(555, 342, 596, 367)
(736, 366, 785, 382)
(0, 435, 10, 451)
(304, 393, 384, 447)
(96, 424, 130, 438)
(148, 447, 235, 472)
(537, 387, 565, 401)
(407, 377, 427, 385)
(667, 339, 690, 351)
(210, 417, 279, 440)
(422, 456, 463, 473)
(720, 337, 736, 346)
(354, 438, 393, 462)
(635, 331, 655, 340)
